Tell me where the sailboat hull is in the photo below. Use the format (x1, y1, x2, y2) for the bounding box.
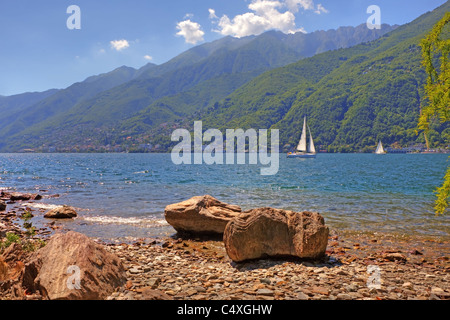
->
(287, 152, 317, 158)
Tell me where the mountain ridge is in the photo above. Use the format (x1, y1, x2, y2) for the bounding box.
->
(0, 19, 422, 152)
(199, 1, 450, 152)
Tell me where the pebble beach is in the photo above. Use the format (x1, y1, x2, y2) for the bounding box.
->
(103, 231, 450, 301)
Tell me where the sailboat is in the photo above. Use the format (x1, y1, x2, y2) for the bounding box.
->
(375, 140, 387, 154)
(287, 117, 317, 158)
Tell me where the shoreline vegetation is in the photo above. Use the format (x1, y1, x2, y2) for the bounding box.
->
(0, 191, 449, 301)
(9, 146, 450, 154)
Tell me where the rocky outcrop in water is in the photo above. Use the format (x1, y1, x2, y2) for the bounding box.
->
(44, 206, 78, 219)
(1, 191, 42, 202)
(224, 208, 329, 262)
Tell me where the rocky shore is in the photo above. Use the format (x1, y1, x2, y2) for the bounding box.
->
(103, 232, 450, 301)
(1, 192, 449, 300)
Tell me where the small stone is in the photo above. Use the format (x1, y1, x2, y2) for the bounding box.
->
(345, 283, 358, 292)
(186, 289, 198, 296)
(336, 269, 348, 276)
(429, 293, 441, 300)
(382, 252, 407, 262)
(125, 281, 133, 290)
(147, 278, 161, 289)
(128, 267, 142, 274)
(402, 282, 413, 290)
(256, 289, 275, 296)
(336, 293, 352, 300)
(311, 286, 329, 296)
(141, 289, 172, 300)
(313, 268, 324, 274)
(253, 283, 266, 290)
(297, 292, 309, 300)
(431, 287, 444, 295)
(124, 292, 135, 300)
(0, 200, 6, 211)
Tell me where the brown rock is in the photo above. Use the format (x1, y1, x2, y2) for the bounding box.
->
(1, 242, 29, 265)
(382, 252, 407, 262)
(0, 257, 8, 281)
(164, 195, 242, 235)
(311, 286, 330, 296)
(44, 206, 77, 219)
(0, 200, 6, 211)
(24, 231, 126, 300)
(8, 192, 42, 201)
(224, 208, 329, 262)
(141, 288, 173, 300)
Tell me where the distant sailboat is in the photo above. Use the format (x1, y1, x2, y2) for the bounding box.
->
(375, 140, 387, 154)
(287, 117, 317, 158)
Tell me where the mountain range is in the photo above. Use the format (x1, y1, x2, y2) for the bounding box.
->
(0, 1, 448, 153)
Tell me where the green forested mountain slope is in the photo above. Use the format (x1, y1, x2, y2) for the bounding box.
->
(0, 66, 139, 139)
(199, 1, 450, 152)
(0, 22, 396, 152)
(0, 19, 403, 152)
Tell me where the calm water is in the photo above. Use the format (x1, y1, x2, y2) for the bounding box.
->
(0, 153, 449, 242)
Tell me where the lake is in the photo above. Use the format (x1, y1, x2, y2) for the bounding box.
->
(0, 153, 448, 242)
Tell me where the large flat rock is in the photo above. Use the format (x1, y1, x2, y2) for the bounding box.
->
(224, 208, 329, 262)
(164, 195, 242, 235)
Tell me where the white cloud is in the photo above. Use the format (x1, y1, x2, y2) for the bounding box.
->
(110, 39, 130, 51)
(314, 4, 329, 14)
(176, 19, 205, 44)
(285, 0, 314, 12)
(285, 0, 328, 14)
(144, 55, 153, 61)
(214, 0, 306, 38)
(209, 8, 218, 20)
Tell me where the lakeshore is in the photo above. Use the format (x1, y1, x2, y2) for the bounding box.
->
(1, 153, 449, 240)
(1, 196, 449, 301)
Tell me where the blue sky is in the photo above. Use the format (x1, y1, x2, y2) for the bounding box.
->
(0, 0, 447, 96)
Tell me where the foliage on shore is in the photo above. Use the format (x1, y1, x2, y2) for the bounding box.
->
(418, 12, 450, 215)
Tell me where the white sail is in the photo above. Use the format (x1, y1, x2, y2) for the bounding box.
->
(307, 125, 316, 154)
(297, 117, 307, 152)
(375, 141, 385, 154)
(288, 116, 317, 158)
